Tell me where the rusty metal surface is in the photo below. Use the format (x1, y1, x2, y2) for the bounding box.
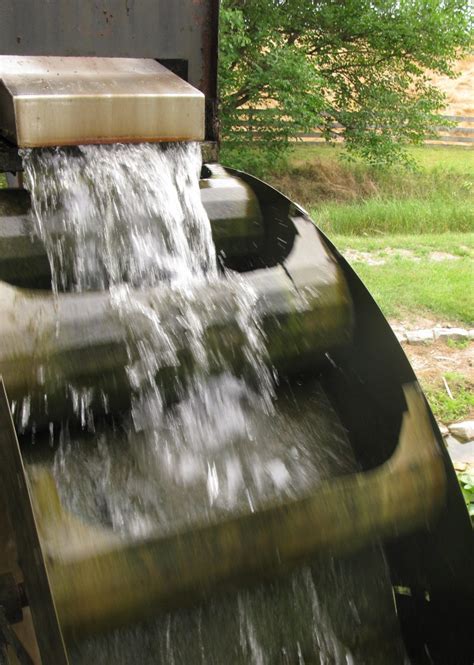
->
(0, 380, 70, 665)
(0, 1, 219, 141)
(0, 56, 205, 147)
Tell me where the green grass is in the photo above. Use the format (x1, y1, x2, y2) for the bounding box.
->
(290, 143, 474, 171)
(313, 197, 473, 235)
(446, 338, 471, 350)
(0, 173, 6, 188)
(346, 255, 473, 324)
(329, 233, 474, 324)
(424, 372, 474, 423)
(407, 145, 474, 170)
(270, 144, 474, 210)
(271, 144, 474, 243)
(330, 232, 474, 256)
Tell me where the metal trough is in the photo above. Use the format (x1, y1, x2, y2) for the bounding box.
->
(0, 56, 205, 147)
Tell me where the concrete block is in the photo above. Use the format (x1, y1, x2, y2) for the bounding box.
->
(405, 329, 434, 345)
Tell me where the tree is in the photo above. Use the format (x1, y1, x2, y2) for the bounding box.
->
(219, 0, 472, 174)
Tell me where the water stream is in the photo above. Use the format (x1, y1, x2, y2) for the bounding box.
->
(21, 143, 408, 664)
(23, 143, 217, 291)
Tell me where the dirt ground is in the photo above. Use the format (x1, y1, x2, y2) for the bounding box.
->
(402, 338, 473, 387)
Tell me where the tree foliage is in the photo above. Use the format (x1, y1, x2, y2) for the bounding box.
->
(219, 0, 472, 174)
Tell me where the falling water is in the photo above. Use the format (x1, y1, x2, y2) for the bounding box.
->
(22, 143, 278, 520)
(21, 143, 408, 664)
(22, 143, 217, 291)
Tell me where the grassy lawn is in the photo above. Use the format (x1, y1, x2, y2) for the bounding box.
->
(331, 233, 474, 324)
(343, 256, 473, 324)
